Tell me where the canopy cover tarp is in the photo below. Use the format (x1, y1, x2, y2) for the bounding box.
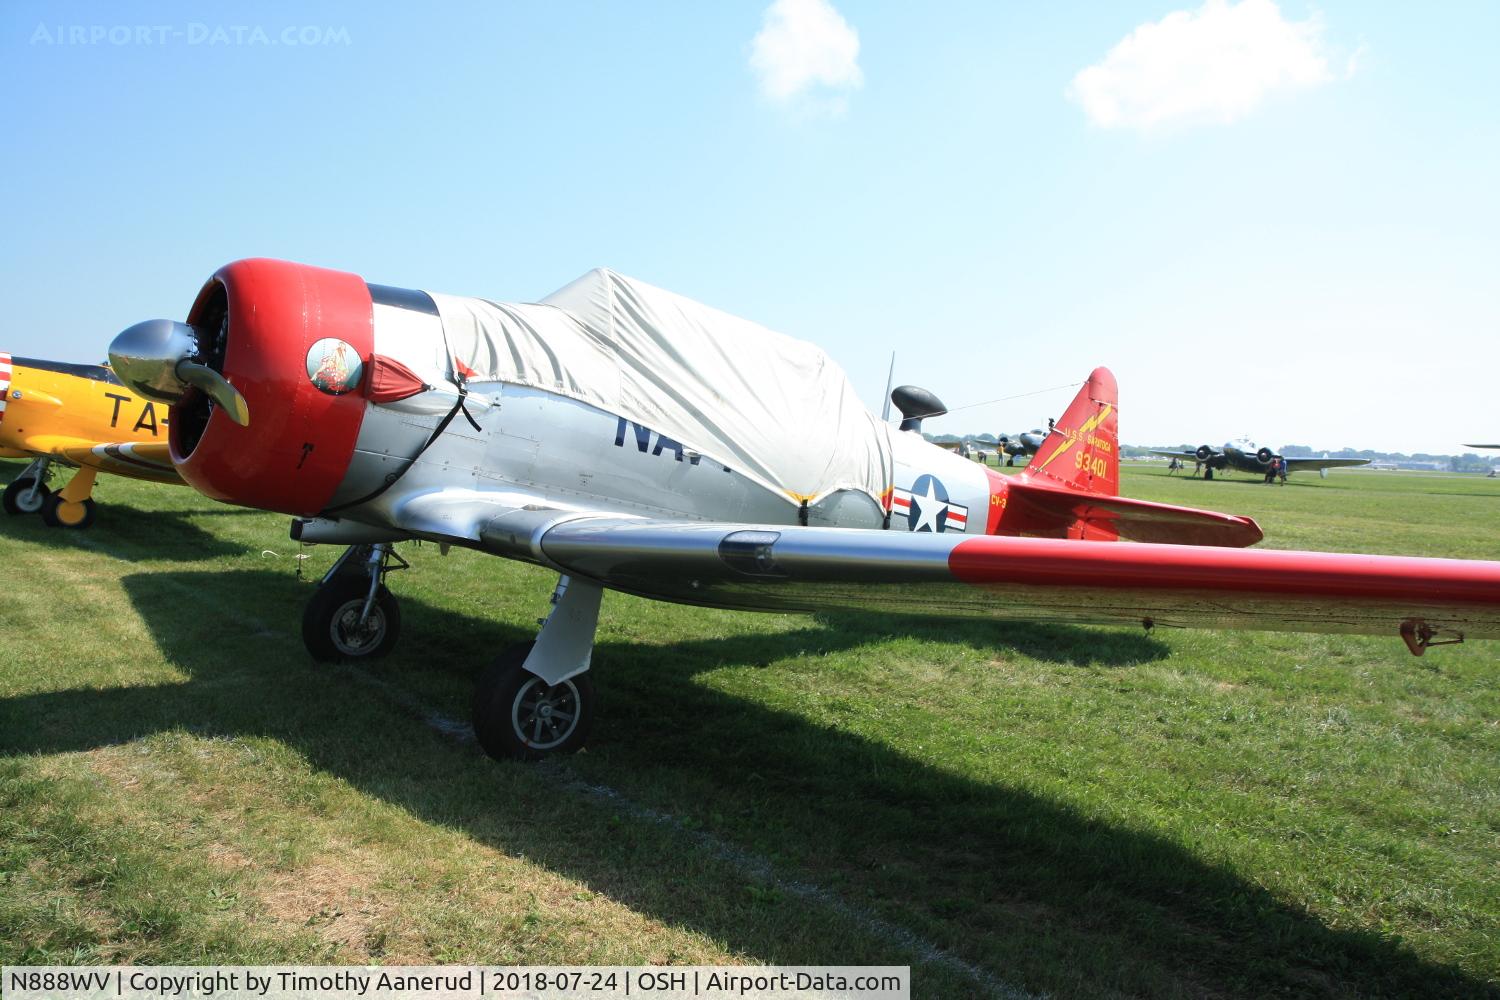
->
(426, 269, 892, 507)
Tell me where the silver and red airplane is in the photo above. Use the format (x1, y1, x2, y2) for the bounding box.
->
(108, 259, 1500, 761)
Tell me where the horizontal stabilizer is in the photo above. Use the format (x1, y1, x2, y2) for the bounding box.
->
(1004, 480, 1263, 547)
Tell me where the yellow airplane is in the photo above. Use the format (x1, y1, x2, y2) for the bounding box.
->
(0, 351, 180, 528)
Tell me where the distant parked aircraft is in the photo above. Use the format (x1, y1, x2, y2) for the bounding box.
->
(997, 419, 1053, 466)
(1150, 438, 1369, 481)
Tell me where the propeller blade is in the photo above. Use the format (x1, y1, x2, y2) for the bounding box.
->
(176, 361, 250, 426)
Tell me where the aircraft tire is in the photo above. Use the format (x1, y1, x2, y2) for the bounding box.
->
(40, 494, 97, 529)
(1204, 467, 1214, 480)
(472, 640, 595, 762)
(302, 580, 402, 662)
(3, 477, 51, 516)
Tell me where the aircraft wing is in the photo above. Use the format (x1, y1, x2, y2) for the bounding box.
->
(49, 438, 180, 484)
(384, 502, 1500, 645)
(1283, 457, 1370, 473)
(1148, 449, 1206, 461)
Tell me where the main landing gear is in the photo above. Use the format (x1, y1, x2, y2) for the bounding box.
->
(3, 460, 52, 516)
(472, 575, 602, 761)
(2, 459, 98, 528)
(298, 544, 602, 763)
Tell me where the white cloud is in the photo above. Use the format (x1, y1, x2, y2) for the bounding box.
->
(1068, 0, 1340, 130)
(750, 0, 863, 112)
(1343, 40, 1368, 80)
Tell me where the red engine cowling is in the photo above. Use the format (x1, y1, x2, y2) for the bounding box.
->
(172, 259, 373, 516)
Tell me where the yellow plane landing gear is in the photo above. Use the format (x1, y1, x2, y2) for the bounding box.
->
(40, 465, 99, 530)
(3, 457, 53, 516)
(3, 476, 51, 515)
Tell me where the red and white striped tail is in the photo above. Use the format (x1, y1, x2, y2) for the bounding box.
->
(0, 352, 11, 426)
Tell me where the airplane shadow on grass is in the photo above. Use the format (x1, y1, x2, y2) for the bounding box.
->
(0, 503, 252, 561)
(810, 610, 1169, 667)
(2, 569, 1493, 999)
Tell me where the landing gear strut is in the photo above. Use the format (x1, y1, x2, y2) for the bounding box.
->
(42, 465, 98, 529)
(473, 575, 602, 761)
(302, 542, 408, 661)
(3, 458, 53, 516)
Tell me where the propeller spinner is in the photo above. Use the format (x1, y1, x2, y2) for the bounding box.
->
(109, 319, 249, 426)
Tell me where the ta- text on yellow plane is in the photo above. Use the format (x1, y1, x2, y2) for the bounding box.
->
(0, 352, 180, 528)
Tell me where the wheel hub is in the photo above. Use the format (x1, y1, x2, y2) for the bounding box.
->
(332, 600, 385, 655)
(16, 483, 45, 513)
(512, 677, 580, 750)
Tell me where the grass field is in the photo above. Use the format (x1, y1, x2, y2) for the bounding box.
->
(2, 458, 1497, 998)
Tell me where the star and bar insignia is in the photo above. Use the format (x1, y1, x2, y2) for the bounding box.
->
(892, 474, 968, 533)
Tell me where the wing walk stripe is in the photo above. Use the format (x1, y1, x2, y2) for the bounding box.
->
(97, 443, 174, 472)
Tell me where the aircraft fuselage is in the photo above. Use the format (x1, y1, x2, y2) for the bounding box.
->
(316, 378, 997, 548)
(0, 354, 177, 483)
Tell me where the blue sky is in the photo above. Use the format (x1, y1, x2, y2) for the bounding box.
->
(2, 1, 1495, 453)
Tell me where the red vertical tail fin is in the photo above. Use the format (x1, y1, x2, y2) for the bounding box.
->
(1023, 367, 1118, 496)
(992, 367, 1260, 545)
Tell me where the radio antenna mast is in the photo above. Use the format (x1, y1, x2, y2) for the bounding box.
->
(880, 352, 895, 422)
